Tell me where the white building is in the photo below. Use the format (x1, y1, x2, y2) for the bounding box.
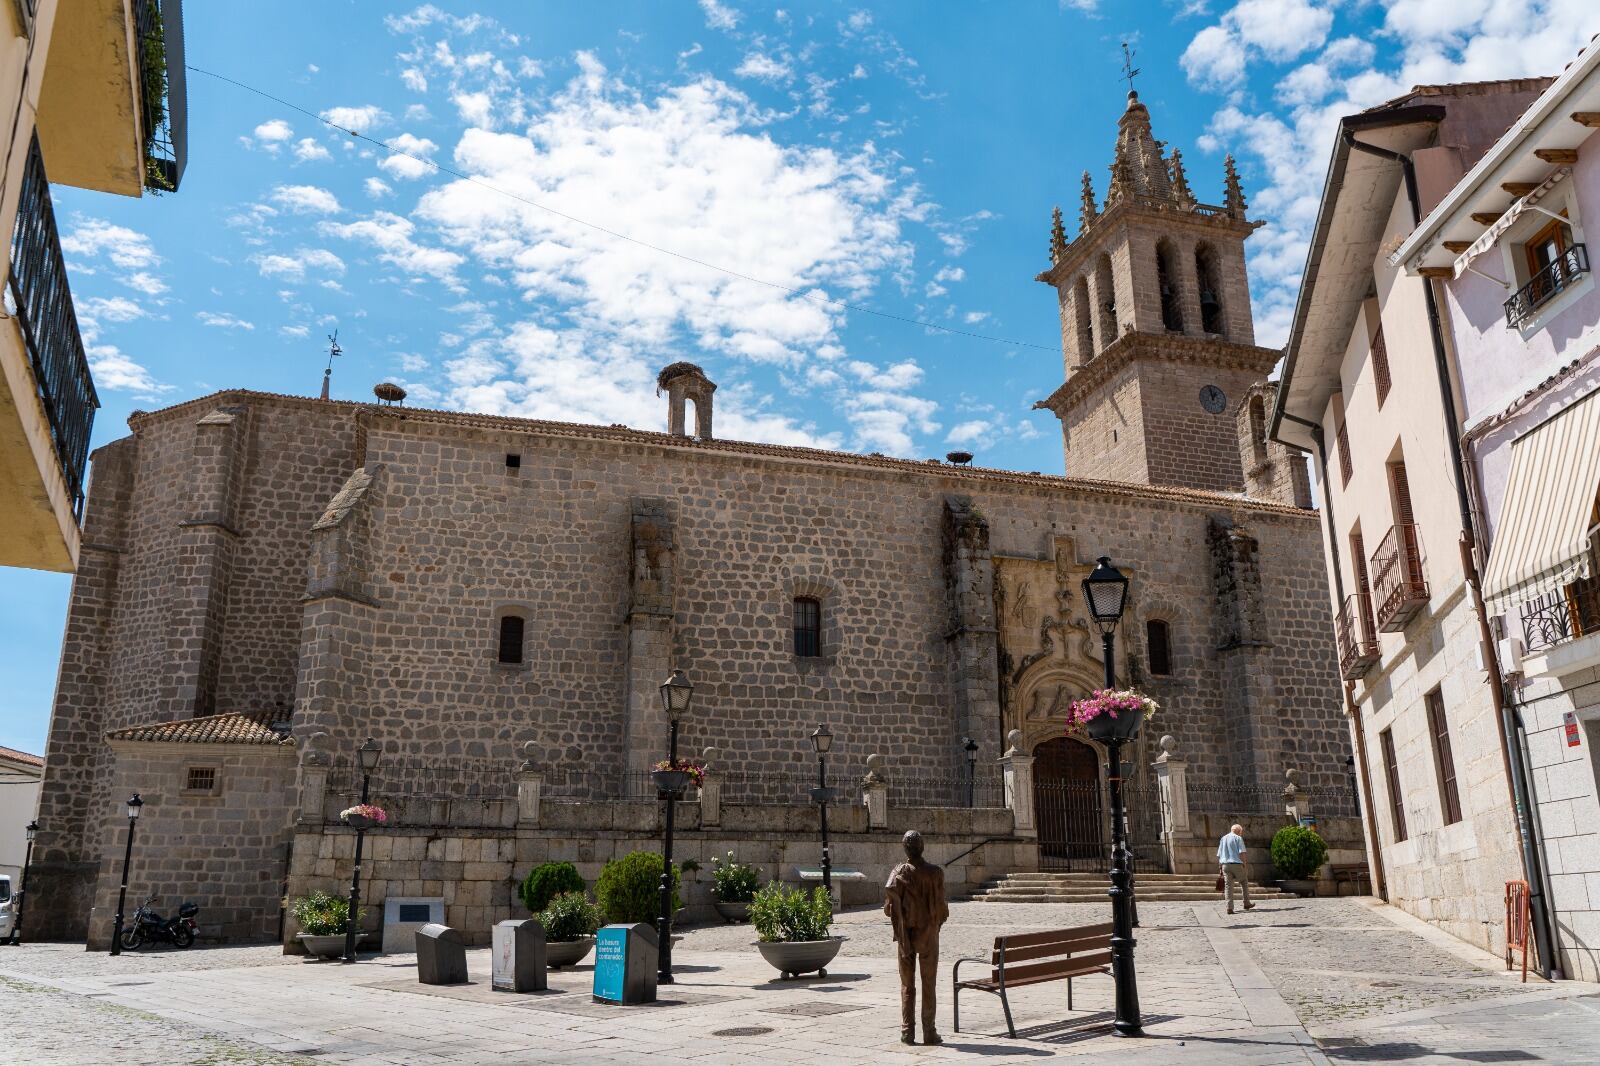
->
(0, 745, 43, 882)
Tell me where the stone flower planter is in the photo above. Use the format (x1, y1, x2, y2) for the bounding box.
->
(713, 900, 751, 923)
(755, 936, 844, 980)
(1280, 878, 1317, 898)
(298, 933, 347, 958)
(1085, 710, 1143, 743)
(546, 937, 595, 968)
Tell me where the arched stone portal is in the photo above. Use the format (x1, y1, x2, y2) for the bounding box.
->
(1033, 735, 1104, 870)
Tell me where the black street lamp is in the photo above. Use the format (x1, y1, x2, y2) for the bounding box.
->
(809, 724, 837, 898)
(108, 795, 143, 956)
(962, 736, 979, 808)
(1345, 754, 1359, 810)
(5, 821, 38, 946)
(342, 738, 383, 964)
(1081, 556, 1142, 1037)
(653, 669, 694, 984)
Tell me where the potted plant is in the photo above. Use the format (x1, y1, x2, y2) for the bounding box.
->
(1270, 824, 1328, 897)
(1068, 688, 1158, 743)
(340, 803, 388, 832)
(538, 891, 604, 968)
(596, 850, 680, 936)
(709, 851, 759, 923)
(651, 759, 704, 799)
(750, 883, 841, 979)
(518, 861, 585, 915)
(291, 890, 359, 958)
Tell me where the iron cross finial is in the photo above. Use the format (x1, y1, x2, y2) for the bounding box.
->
(1121, 41, 1140, 95)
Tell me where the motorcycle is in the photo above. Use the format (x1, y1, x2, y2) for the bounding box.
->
(119, 896, 198, 950)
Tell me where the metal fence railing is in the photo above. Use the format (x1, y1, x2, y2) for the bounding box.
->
(1188, 782, 1360, 821)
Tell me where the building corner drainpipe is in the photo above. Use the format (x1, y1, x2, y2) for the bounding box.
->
(1343, 127, 1560, 978)
(1278, 409, 1387, 901)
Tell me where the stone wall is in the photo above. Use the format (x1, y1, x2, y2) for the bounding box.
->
(84, 741, 297, 949)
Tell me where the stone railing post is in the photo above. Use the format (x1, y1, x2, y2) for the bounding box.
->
(1152, 734, 1189, 837)
(297, 732, 330, 825)
(1283, 768, 1311, 825)
(699, 747, 721, 827)
(998, 729, 1036, 838)
(517, 741, 544, 827)
(862, 753, 889, 830)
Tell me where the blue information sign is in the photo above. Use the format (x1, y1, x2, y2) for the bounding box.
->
(593, 926, 628, 1002)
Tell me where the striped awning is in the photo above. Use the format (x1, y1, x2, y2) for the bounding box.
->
(1453, 169, 1571, 280)
(1483, 388, 1600, 612)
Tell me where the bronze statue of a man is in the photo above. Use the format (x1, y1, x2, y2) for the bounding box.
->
(884, 830, 949, 1045)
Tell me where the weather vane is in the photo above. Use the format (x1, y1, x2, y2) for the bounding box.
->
(1121, 41, 1140, 95)
(320, 329, 342, 400)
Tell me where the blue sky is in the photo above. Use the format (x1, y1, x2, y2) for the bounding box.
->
(4, 0, 1597, 755)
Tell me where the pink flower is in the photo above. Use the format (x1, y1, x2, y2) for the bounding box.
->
(1066, 689, 1159, 732)
(340, 803, 387, 825)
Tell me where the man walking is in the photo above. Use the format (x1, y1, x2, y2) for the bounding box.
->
(1218, 823, 1255, 915)
(885, 830, 949, 1045)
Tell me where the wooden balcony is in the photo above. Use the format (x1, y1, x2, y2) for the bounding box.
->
(1336, 593, 1381, 680)
(1371, 523, 1428, 632)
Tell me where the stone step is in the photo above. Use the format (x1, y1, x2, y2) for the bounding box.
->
(970, 892, 1294, 903)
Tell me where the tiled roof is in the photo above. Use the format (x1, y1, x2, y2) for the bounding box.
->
(106, 711, 292, 746)
(0, 744, 43, 768)
(125, 390, 1319, 518)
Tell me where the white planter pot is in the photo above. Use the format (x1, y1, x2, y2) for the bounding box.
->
(755, 936, 843, 979)
(298, 933, 347, 958)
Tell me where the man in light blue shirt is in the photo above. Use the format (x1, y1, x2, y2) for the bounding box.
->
(1218, 824, 1254, 914)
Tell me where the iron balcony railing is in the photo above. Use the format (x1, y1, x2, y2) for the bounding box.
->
(132, 0, 184, 192)
(1521, 574, 1600, 653)
(7, 134, 98, 519)
(1336, 592, 1381, 680)
(1505, 244, 1588, 328)
(1371, 522, 1428, 632)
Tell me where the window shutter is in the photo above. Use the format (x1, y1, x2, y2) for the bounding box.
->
(1389, 461, 1415, 525)
(1371, 326, 1391, 406)
(1338, 422, 1353, 486)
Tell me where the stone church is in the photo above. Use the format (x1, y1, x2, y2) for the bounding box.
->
(31, 92, 1352, 946)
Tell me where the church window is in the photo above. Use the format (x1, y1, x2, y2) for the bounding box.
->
(497, 614, 526, 664)
(1196, 243, 1225, 334)
(1248, 396, 1268, 467)
(1156, 240, 1183, 331)
(1074, 275, 1094, 358)
(1146, 619, 1172, 675)
(793, 597, 822, 658)
(184, 766, 217, 793)
(1094, 253, 1117, 350)
(505, 453, 521, 470)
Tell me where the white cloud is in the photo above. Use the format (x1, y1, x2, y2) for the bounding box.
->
(364, 177, 394, 199)
(281, 324, 311, 339)
(1181, 0, 1332, 89)
(963, 310, 989, 324)
(60, 218, 160, 270)
(123, 271, 167, 296)
(79, 295, 147, 323)
(293, 137, 332, 162)
(320, 105, 388, 133)
(87, 344, 170, 397)
(271, 184, 343, 214)
(322, 211, 463, 284)
(1059, 0, 1099, 11)
(253, 247, 347, 282)
(248, 119, 294, 151)
(946, 418, 994, 445)
(401, 67, 428, 92)
(378, 132, 440, 179)
(197, 311, 255, 330)
(699, 0, 740, 30)
(735, 53, 792, 84)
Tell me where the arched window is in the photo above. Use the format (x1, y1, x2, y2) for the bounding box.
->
(1073, 275, 1094, 361)
(497, 614, 526, 664)
(1094, 253, 1117, 349)
(1248, 395, 1268, 467)
(1146, 619, 1172, 676)
(1195, 243, 1225, 335)
(793, 597, 822, 658)
(1156, 240, 1183, 331)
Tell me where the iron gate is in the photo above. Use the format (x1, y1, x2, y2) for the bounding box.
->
(1034, 779, 1166, 872)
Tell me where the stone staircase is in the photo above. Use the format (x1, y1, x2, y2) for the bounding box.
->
(969, 870, 1298, 904)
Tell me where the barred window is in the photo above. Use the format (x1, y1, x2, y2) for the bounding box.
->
(497, 614, 526, 664)
(793, 597, 822, 658)
(1146, 619, 1172, 676)
(185, 766, 216, 792)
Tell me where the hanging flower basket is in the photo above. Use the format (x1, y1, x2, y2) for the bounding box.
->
(1068, 689, 1157, 743)
(340, 804, 387, 831)
(650, 769, 692, 798)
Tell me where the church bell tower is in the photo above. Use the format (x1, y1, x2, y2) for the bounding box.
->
(1033, 90, 1282, 494)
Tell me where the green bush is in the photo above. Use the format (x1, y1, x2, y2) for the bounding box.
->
(1270, 825, 1328, 881)
(749, 883, 833, 943)
(538, 892, 603, 942)
(709, 850, 760, 903)
(291, 890, 360, 936)
(596, 850, 680, 926)
(518, 861, 585, 915)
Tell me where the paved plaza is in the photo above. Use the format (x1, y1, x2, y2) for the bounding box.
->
(1, 897, 1596, 1065)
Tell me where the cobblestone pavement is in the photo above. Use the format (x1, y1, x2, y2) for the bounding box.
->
(1, 898, 1594, 1065)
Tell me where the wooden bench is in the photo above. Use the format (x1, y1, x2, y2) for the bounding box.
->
(1331, 863, 1370, 893)
(952, 922, 1113, 1038)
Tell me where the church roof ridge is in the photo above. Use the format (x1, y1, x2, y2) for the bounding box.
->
(123, 388, 1317, 518)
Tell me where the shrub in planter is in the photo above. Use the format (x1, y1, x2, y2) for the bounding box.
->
(1270, 825, 1328, 881)
(518, 861, 585, 915)
(750, 883, 833, 943)
(290, 890, 360, 936)
(538, 892, 603, 942)
(710, 851, 760, 903)
(596, 850, 680, 926)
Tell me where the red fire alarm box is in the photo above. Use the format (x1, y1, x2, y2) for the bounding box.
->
(1564, 712, 1581, 748)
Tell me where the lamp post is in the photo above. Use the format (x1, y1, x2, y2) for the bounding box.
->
(962, 736, 979, 808)
(1345, 754, 1359, 810)
(342, 738, 382, 964)
(108, 795, 143, 956)
(1081, 556, 1142, 1037)
(654, 669, 694, 984)
(809, 724, 837, 898)
(6, 821, 38, 946)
